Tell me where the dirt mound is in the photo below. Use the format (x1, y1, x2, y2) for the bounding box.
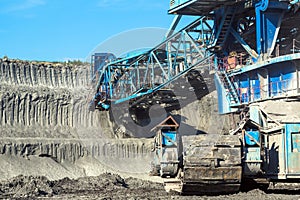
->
(52, 174, 167, 199)
(2, 174, 300, 199)
(0, 173, 167, 199)
(0, 175, 53, 198)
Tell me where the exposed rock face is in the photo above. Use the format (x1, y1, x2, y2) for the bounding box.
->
(0, 59, 114, 138)
(0, 138, 152, 164)
(0, 59, 154, 181)
(0, 138, 154, 181)
(179, 91, 234, 135)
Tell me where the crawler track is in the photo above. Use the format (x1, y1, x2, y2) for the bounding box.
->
(165, 134, 242, 195)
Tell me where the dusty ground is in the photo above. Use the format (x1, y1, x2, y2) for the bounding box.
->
(1, 174, 300, 200)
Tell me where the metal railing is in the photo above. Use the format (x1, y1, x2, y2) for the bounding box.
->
(236, 79, 299, 104)
(293, 39, 300, 54)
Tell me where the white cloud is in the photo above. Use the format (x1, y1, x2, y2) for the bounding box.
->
(5, 0, 46, 12)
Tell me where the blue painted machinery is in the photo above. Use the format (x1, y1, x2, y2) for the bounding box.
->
(150, 116, 179, 177)
(90, 0, 300, 194)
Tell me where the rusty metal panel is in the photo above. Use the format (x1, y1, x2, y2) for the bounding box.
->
(180, 134, 242, 195)
(182, 134, 242, 168)
(184, 146, 242, 166)
(183, 166, 242, 182)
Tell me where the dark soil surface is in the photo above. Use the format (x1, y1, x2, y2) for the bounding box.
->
(1, 174, 300, 200)
(0, 174, 167, 199)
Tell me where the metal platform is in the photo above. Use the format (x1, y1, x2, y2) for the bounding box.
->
(168, 0, 242, 15)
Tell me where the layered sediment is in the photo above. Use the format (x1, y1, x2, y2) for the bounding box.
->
(0, 59, 154, 181)
(0, 59, 113, 138)
(0, 138, 151, 163)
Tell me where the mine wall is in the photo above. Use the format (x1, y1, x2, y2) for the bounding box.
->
(0, 59, 114, 138)
(0, 138, 151, 163)
(0, 59, 154, 181)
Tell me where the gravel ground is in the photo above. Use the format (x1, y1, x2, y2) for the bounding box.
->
(1, 174, 300, 200)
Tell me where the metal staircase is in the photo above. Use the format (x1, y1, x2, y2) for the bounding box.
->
(208, 6, 236, 51)
(217, 70, 240, 105)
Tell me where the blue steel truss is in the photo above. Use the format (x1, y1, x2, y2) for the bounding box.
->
(91, 0, 300, 113)
(92, 17, 215, 109)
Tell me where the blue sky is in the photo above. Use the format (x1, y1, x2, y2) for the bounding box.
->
(0, 0, 178, 61)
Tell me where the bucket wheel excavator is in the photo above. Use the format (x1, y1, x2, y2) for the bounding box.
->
(90, 0, 300, 195)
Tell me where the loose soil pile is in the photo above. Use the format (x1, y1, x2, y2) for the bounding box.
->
(0, 173, 166, 199)
(1, 174, 300, 200)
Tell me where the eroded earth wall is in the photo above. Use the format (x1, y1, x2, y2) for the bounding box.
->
(0, 59, 114, 138)
(0, 59, 154, 181)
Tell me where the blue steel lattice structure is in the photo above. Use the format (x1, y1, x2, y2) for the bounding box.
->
(90, 0, 300, 194)
(91, 17, 213, 110)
